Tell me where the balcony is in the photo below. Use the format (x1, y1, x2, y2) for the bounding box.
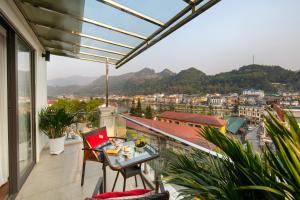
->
(15, 142, 153, 200)
(15, 112, 216, 200)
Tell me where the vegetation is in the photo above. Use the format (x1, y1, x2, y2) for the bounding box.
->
(49, 65, 300, 96)
(169, 103, 176, 111)
(126, 129, 138, 141)
(39, 107, 77, 139)
(130, 99, 154, 119)
(130, 99, 136, 116)
(86, 111, 99, 128)
(145, 105, 153, 119)
(135, 98, 142, 117)
(50, 98, 103, 126)
(51, 98, 104, 113)
(164, 112, 300, 200)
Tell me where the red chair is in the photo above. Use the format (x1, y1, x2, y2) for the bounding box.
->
(86, 178, 169, 200)
(81, 127, 126, 186)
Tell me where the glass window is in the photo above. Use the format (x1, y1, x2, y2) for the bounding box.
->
(17, 38, 33, 176)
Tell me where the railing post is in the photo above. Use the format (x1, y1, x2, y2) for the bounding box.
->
(105, 58, 109, 108)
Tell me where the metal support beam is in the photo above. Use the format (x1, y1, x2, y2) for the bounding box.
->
(79, 51, 120, 61)
(105, 58, 109, 107)
(21, 0, 147, 40)
(97, 0, 165, 27)
(39, 36, 126, 56)
(45, 46, 118, 62)
(31, 22, 135, 49)
(79, 57, 115, 65)
(182, 0, 197, 4)
(116, 0, 220, 68)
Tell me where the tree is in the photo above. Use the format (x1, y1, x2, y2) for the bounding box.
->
(159, 103, 164, 113)
(130, 99, 136, 115)
(135, 98, 142, 117)
(164, 112, 300, 200)
(233, 103, 239, 114)
(145, 105, 153, 119)
(169, 103, 175, 111)
(86, 111, 99, 128)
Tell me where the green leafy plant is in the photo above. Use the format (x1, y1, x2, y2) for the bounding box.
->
(39, 107, 77, 139)
(145, 105, 153, 119)
(164, 111, 300, 200)
(86, 111, 99, 128)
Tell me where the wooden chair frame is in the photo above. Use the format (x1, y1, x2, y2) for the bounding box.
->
(81, 127, 126, 186)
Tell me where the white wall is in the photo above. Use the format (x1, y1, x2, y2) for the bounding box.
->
(0, 0, 48, 162)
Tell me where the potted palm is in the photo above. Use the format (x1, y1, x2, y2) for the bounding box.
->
(39, 107, 77, 155)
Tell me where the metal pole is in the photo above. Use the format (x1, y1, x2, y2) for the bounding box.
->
(105, 58, 109, 107)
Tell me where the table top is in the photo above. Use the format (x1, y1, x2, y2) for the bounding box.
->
(103, 141, 160, 170)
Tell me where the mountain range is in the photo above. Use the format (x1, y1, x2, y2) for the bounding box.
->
(48, 75, 98, 87)
(47, 65, 300, 96)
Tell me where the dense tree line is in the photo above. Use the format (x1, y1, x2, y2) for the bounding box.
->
(130, 98, 153, 119)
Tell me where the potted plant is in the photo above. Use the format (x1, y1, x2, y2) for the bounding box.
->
(135, 138, 146, 152)
(39, 107, 76, 155)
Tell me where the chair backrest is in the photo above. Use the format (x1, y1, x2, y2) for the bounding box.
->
(82, 127, 108, 162)
(84, 127, 109, 148)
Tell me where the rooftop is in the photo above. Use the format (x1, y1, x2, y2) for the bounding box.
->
(158, 111, 226, 127)
(123, 114, 215, 150)
(227, 117, 246, 134)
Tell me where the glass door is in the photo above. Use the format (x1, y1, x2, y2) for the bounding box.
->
(0, 24, 8, 185)
(0, 24, 9, 197)
(17, 37, 33, 177)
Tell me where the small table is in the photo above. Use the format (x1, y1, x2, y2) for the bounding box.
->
(102, 141, 160, 192)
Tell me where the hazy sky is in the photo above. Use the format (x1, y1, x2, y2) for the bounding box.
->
(47, 0, 300, 80)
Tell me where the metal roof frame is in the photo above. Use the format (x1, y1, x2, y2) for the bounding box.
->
(39, 37, 127, 56)
(96, 0, 165, 27)
(31, 22, 135, 49)
(14, 0, 221, 68)
(115, 0, 221, 68)
(20, 0, 147, 40)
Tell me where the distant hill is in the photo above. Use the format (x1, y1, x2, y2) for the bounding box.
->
(48, 75, 98, 87)
(47, 65, 300, 96)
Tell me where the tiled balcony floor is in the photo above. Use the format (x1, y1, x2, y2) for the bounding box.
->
(16, 143, 149, 200)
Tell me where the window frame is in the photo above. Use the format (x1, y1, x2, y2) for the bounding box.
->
(0, 13, 36, 197)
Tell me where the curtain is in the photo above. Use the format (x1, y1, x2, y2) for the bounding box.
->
(0, 25, 9, 187)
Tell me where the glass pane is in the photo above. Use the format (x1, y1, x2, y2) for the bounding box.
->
(0, 25, 9, 186)
(17, 38, 33, 176)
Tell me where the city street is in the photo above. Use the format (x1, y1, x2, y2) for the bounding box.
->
(245, 126, 260, 152)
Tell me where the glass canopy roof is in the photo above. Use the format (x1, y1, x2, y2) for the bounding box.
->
(15, 0, 220, 68)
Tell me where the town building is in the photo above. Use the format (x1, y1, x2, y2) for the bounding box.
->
(224, 93, 239, 107)
(238, 105, 265, 124)
(157, 111, 226, 133)
(208, 94, 225, 107)
(133, 95, 145, 102)
(242, 89, 265, 98)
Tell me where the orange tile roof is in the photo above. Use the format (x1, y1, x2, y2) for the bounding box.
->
(123, 114, 215, 150)
(158, 111, 226, 127)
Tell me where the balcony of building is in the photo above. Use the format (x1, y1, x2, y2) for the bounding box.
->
(14, 112, 219, 200)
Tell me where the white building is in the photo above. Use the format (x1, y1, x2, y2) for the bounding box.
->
(239, 106, 265, 123)
(242, 89, 265, 98)
(208, 94, 225, 107)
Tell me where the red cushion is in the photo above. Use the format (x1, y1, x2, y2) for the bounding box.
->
(93, 189, 152, 199)
(85, 129, 109, 148)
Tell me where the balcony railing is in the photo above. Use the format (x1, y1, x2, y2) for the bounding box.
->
(56, 108, 224, 199)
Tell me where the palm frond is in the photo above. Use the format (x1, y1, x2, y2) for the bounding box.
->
(164, 111, 300, 200)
